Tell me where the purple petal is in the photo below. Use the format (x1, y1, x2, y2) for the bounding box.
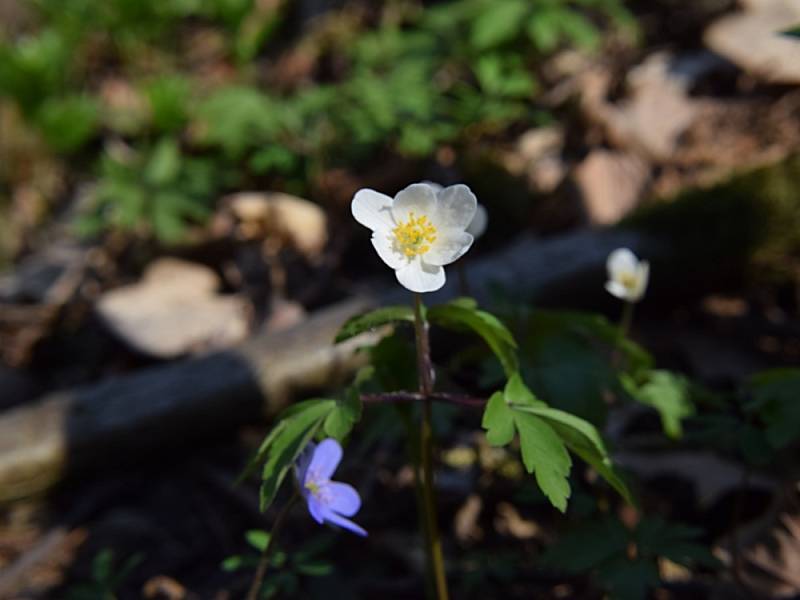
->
(322, 482, 361, 517)
(295, 441, 316, 486)
(306, 495, 326, 525)
(308, 438, 342, 482)
(323, 509, 368, 537)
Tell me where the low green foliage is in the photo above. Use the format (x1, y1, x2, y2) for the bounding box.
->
(77, 138, 221, 243)
(65, 549, 143, 600)
(222, 530, 335, 599)
(541, 516, 718, 600)
(0, 0, 635, 239)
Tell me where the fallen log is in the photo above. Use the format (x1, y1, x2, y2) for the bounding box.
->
(0, 227, 650, 503)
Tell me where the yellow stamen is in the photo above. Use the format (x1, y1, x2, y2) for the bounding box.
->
(392, 212, 437, 258)
(619, 272, 639, 291)
(305, 481, 320, 495)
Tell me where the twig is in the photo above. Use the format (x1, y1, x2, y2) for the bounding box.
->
(245, 494, 297, 600)
(361, 392, 487, 408)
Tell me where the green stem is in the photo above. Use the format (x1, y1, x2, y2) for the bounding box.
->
(619, 301, 635, 338)
(246, 495, 297, 600)
(413, 294, 449, 600)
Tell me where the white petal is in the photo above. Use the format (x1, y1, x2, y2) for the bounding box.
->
(371, 232, 406, 269)
(392, 183, 437, 223)
(466, 203, 488, 238)
(434, 184, 477, 230)
(425, 231, 473, 266)
(631, 261, 650, 301)
(605, 280, 630, 301)
(395, 258, 445, 293)
(352, 188, 395, 232)
(421, 181, 444, 193)
(607, 248, 639, 279)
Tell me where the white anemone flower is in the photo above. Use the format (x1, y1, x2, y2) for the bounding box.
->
(605, 248, 649, 303)
(352, 182, 478, 293)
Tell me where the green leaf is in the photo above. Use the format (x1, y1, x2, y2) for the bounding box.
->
(513, 410, 571, 512)
(258, 399, 336, 511)
(294, 560, 334, 577)
(221, 555, 245, 572)
(145, 138, 181, 186)
(518, 310, 651, 425)
(505, 372, 545, 407)
(324, 387, 363, 440)
(470, 0, 529, 49)
(540, 517, 629, 572)
(598, 558, 660, 600)
(92, 549, 114, 582)
(428, 302, 518, 376)
(245, 529, 271, 552)
(745, 368, 800, 449)
(482, 391, 515, 446)
(514, 404, 633, 504)
(627, 370, 694, 439)
(146, 75, 190, 132)
(334, 305, 415, 344)
(35, 94, 98, 153)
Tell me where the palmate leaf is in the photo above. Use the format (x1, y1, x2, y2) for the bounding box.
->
(482, 374, 632, 511)
(323, 369, 368, 440)
(625, 370, 694, 439)
(513, 404, 633, 505)
(428, 299, 518, 376)
(482, 377, 571, 511)
(235, 399, 336, 511)
(334, 306, 415, 344)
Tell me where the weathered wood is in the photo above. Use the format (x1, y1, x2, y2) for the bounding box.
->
(0, 228, 648, 503)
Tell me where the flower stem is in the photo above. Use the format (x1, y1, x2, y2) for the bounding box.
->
(246, 494, 297, 600)
(413, 294, 449, 600)
(619, 300, 635, 338)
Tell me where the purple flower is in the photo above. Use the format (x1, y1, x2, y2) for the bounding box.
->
(295, 438, 367, 537)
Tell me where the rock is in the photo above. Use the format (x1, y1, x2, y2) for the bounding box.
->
(225, 191, 328, 261)
(96, 258, 249, 358)
(705, 0, 800, 84)
(503, 126, 566, 193)
(572, 150, 650, 225)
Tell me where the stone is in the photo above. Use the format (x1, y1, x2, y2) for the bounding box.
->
(96, 258, 248, 358)
(226, 191, 328, 261)
(705, 0, 800, 84)
(572, 149, 650, 225)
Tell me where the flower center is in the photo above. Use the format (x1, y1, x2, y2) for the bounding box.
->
(392, 212, 437, 258)
(619, 271, 639, 291)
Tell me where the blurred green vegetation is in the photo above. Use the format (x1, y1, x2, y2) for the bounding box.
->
(0, 0, 634, 243)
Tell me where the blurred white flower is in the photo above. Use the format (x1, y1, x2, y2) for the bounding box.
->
(352, 182, 477, 293)
(466, 203, 488, 239)
(605, 248, 649, 303)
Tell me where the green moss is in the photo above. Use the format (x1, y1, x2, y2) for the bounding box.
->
(625, 155, 800, 289)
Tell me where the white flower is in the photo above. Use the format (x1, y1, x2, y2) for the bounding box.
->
(351, 182, 478, 293)
(605, 248, 649, 303)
